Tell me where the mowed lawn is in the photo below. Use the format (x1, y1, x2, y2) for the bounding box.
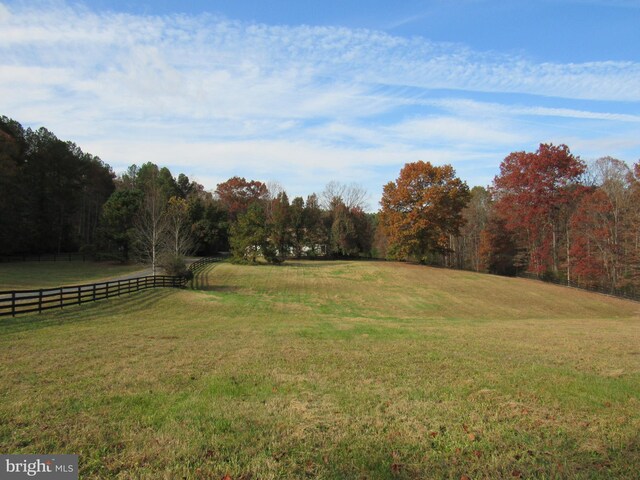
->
(0, 261, 147, 290)
(1, 261, 639, 479)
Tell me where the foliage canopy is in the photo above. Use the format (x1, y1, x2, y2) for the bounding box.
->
(380, 161, 470, 262)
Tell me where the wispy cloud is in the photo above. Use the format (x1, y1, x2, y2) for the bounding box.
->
(427, 99, 640, 123)
(0, 1, 638, 205)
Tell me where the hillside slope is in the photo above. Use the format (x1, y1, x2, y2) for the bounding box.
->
(1, 260, 638, 479)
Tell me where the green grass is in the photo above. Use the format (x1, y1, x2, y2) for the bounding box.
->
(1, 260, 639, 479)
(0, 261, 147, 290)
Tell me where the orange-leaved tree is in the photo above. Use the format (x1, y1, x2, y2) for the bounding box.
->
(379, 161, 469, 262)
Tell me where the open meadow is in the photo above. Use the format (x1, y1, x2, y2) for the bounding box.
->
(0, 261, 147, 290)
(1, 260, 639, 479)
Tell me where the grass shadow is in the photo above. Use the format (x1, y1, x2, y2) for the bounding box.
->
(285, 261, 350, 268)
(198, 285, 241, 294)
(0, 289, 175, 335)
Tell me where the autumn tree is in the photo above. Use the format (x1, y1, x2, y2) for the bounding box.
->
(478, 214, 520, 276)
(466, 186, 491, 270)
(492, 144, 586, 277)
(451, 186, 491, 270)
(215, 176, 268, 221)
(632, 162, 640, 272)
(570, 190, 615, 288)
(570, 157, 637, 290)
(379, 161, 470, 262)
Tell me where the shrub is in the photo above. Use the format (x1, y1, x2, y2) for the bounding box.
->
(159, 253, 189, 277)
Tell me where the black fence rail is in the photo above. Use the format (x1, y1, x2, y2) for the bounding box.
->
(0, 276, 187, 317)
(517, 272, 640, 303)
(188, 256, 224, 274)
(0, 256, 225, 318)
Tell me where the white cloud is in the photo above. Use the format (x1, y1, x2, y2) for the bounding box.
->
(0, 1, 638, 204)
(386, 117, 526, 146)
(3, 3, 640, 105)
(547, 135, 640, 159)
(427, 99, 640, 123)
(84, 136, 502, 205)
(0, 3, 10, 22)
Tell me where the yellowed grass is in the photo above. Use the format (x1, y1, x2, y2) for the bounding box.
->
(0, 260, 638, 479)
(0, 261, 146, 290)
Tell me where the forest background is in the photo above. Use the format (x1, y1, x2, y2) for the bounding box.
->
(1, 115, 639, 294)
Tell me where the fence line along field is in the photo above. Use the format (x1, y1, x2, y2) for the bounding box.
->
(1, 260, 639, 479)
(0, 257, 222, 318)
(0, 275, 187, 317)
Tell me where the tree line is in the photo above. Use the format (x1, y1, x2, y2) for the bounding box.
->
(2, 116, 638, 293)
(0, 116, 377, 271)
(221, 178, 374, 263)
(377, 144, 640, 295)
(0, 116, 115, 255)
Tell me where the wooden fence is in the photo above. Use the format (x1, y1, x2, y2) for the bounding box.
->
(188, 256, 221, 274)
(517, 272, 640, 303)
(0, 256, 224, 317)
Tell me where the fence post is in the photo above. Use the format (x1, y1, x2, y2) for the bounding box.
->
(60, 288, 63, 309)
(39, 289, 43, 313)
(78, 286, 81, 305)
(93, 283, 96, 302)
(12, 291, 16, 317)
(118, 280, 121, 296)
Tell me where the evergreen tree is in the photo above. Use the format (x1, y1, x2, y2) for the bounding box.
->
(230, 203, 269, 263)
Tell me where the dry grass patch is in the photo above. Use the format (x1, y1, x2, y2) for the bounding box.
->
(0, 261, 146, 290)
(1, 260, 639, 478)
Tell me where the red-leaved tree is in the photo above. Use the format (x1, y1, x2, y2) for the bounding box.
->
(215, 176, 268, 221)
(570, 157, 638, 290)
(492, 144, 586, 277)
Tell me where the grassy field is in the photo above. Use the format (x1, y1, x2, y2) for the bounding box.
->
(0, 260, 639, 479)
(0, 261, 147, 290)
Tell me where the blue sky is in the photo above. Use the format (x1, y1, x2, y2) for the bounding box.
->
(1, 0, 639, 208)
